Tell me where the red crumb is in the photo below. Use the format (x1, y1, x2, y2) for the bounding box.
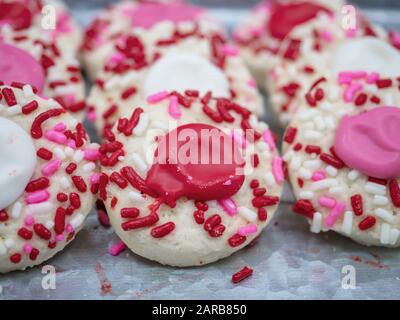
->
(232, 266, 253, 284)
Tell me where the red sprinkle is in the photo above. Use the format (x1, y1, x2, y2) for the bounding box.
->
(209, 224, 225, 237)
(37, 148, 53, 160)
(33, 223, 52, 240)
(72, 176, 87, 193)
(359, 216, 376, 231)
(10, 253, 22, 264)
(232, 266, 253, 284)
(121, 213, 159, 231)
(25, 177, 50, 192)
(22, 100, 39, 114)
(252, 196, 279, 208)
(69, 193, 81, 209)
(228, 234, 247, 247)
(54, 207, 66, 234)
(29, 248, 39, 261)
(389, 180, 400, 208)
(151, 222, 176, 238)
(193, 210, 205, 224)
(18, 227, 33, 240)
(204, 214, 222, 232)
(120, 207, 140, 219)
(320, 153, 345, 169)
(284, 127, 297, 144)
(293, 200, 315, 219)
(351, 194, 363, 216)
(0, 210, 9, 222)
(31, 109, 64, 139)
(2, 88, 17, 106)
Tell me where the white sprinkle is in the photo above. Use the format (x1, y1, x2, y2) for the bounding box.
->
(6, 105, 22, 115)
(264, 172, 275, 186)
(289, 155, 302, 171)
(70, 213, 84, 229)
(310, 212, 322, 233)
(133, 113, 149, 136)
(60, 177, 71, 189)
(151, 120, 168, 131)
(11, 202, 22, 219)
(299, 191, 314, 199)
(298, 167, 312, 180)
(283, 150, 294, 162)
(341, 211, 353, 236)
(299, 109, 318, 120)
(314, 116, 326, 131)
(324, 116, 336, 130)
(53, 147, 66, 160)
(365, 182, 386, 196)
(329, 186, 345, 196)
(320, 101, 333, 111)
(374, 208, 395, 224)
(303, 159, 321, 170)
(64, 146, 74, 158)
(373, 195, 389, 206)
(389, 228, 400, 245)
(380, 223, 391, 245)
(73, 150, 84, 163)
(26, 202, 53, 215)
(303, 130, 323, 142)
(311, 179, 338, 191)
(238, 207, 257, 222)
(4, 238, 14, 248)
(129, 191, 144, 202)
(347, 170, 360, 181)
(83, 162, 96, 172)
(22, 85, 34, 98)
(131, 153, 148, 172)
(326, 166, 338, 177)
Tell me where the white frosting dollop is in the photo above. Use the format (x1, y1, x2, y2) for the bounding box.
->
(144, 51, 231, 98)
(0, 117, 37, 210)
(332, 37, 400, 77)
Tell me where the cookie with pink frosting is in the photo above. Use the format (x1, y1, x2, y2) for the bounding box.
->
(99, 92, 283, 266)
(0, 19, 86, 120)
(0, 84, 98, 273)
(81, 1, 222, 80)
(268, 12, 400, 125)
(283, 75, 400, 247)
(0, 0, 82, 55)
(87, 30, 263, 139)
(233, 0, 343, 87)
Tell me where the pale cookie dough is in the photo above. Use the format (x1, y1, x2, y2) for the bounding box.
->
(0, 0, 82, 55)
(283, 75, 400, 247)
(0, 21, 87, 120)
(233, 0, 343, 87)
(81, 1, 222, 80)
(99, 93, 284, 266)
(268, 13, 400, 125)
(88, 35, 263, 139)
(0, 84, 99, 273)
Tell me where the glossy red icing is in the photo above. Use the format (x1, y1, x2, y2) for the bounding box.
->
(0, 2, 32, 31)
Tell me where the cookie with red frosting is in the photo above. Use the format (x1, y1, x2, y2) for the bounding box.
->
(82, 1, 222, 80)
(87, 30, 263, 139)
(283, 75, 400, 247)
(268, 11, 400, 125)
(0, 15, 86, 120)
(233, 0, 343, 86)
(0, 0, 82, 54)
(0, 84, 98, 273)
(99, 93, 284, 266)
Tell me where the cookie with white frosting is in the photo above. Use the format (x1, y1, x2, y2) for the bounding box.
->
(268, 13, 400, 125)
(88, 34, 263, 139)
(233, 0, 343, 86)
(0, 84, 98, 273)
(283, 75, 400, 247)
(0, 20, 86, 120)
(81, 1, 222, 80)
(99, 93, 284, 266)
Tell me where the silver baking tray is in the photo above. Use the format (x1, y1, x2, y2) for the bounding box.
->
(1, 0, 400, 300)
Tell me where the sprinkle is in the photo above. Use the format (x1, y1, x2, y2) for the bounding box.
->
(26, 202, 54, 215)
(11, 202, 22, 219)
(133, 113, 149, 136)
(272, 157, 284, 184)
(131, 153, 148, 172)
(324, 202, 346, 228)
(344, 83, 362, 102)
(70, 213, 84, 229)
(310, 179, 337, 191)
(238, 207, 257, 222)
(232, 266, 253, 284)
(221, 44, 239, 56)
(23, 244, 33, 254)
(151, 222, 176, 238)
(168, 95, 181, 119)
(108, 241, 127, 256)
(218, 198, 238, 216)
(380, 223, 391, 245)
(42, 159, 62, 176)
(263, 129, 276, 151)
(341, 211, 353, 236)
(373, 195, 389, 206)
(84, 148, 100, 161)
(310, 212, 322, 233)
(147, 91, 169, 104)
(311, 170, 326, 181)
(25, 190, 50, 204)
(318, 196, 336, 208)
(374, 208, 395, 224)
(390, 229, 400, 245)
(238, 224, 258, 236)
(24, 215, 35, 226)
(365, 182, 386, 196)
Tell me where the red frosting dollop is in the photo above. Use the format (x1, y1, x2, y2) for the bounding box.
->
(268, 1, 332, 40)
(334, 107, 400, 179)
(0, 2, 32, 31)
(146, 123, 245, 206)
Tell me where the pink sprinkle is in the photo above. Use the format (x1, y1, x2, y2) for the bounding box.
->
(67, 139, 77, 149)
(146, 91, 169, 104)
(262, 129, 276, 151)
(45, 130, 67, 144)
(247, 79, 257, 88)
(84, 148, 100, 161)
(66, 224, 74, 233)
(53, 122, 66, 132)
(42, 159, 62, 176)
(312, 170, 326, 181)
(109, 241, 127, 256)
(391, 31, 400, 47)
(231, 130, 246, 149)
(90, 173, 101, 185)
(108, 52, 124, 64)
(24, 215, 35, 226)
(222, 44, 239, 56)
(23, 244, 33, 254)
(218, 198, 238, 216)
(324, 202, 346, 228)
(25, 190, 50, 204)
(238, 224, 258, 236)
(87, 110, 97, 122)
(319, 196, 337, 209)
(366, 72, 380, 84)
(272, 157, 284, 184)
(344, 83, 362, 102)
(321, 30, 333, 42)
(346, 28, 357, 38)
(56, 234, 64, 242)
(168, 95, 182, 119)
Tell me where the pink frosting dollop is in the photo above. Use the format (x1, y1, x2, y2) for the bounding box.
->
(125, 3, 205, 29)
(334, 107, 400, 179)
(0, 41, 45, 92)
